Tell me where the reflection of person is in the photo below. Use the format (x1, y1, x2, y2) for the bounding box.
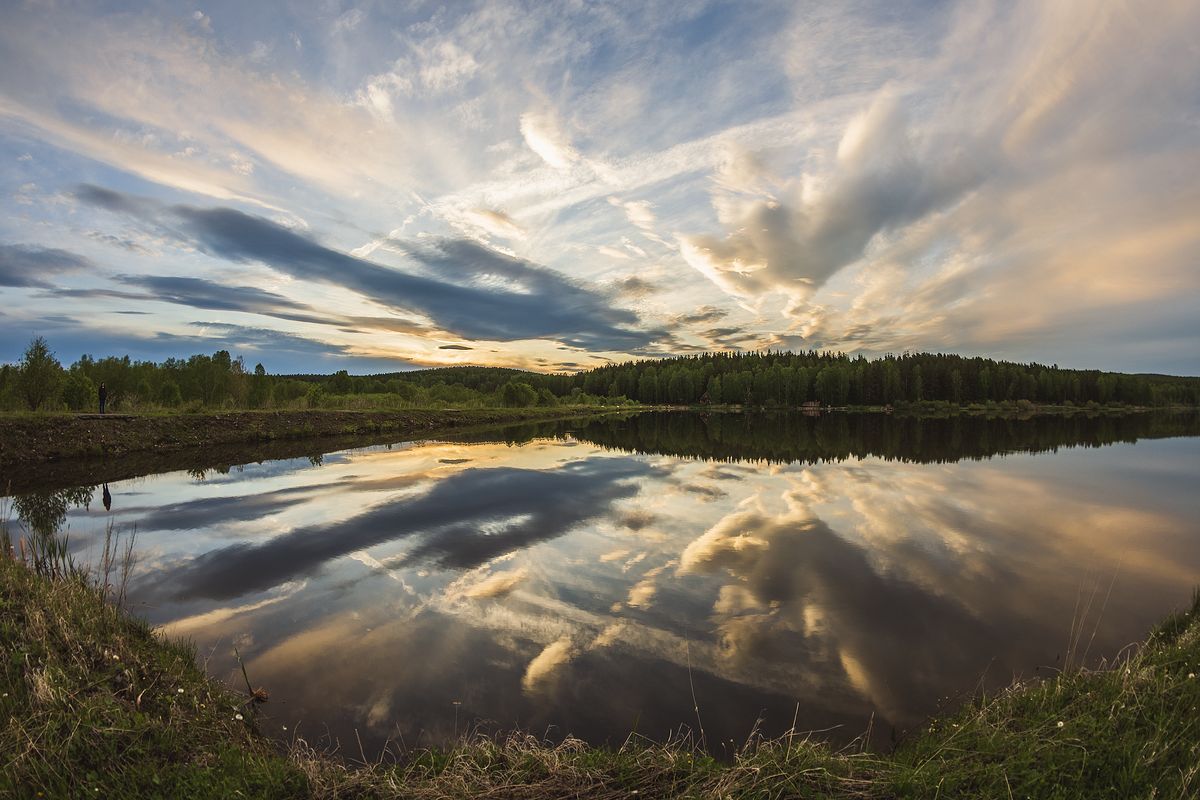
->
(102, 483, 112, 512)
(99, 383, 107, 414)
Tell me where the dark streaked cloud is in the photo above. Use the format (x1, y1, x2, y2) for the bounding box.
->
(389, 237, 662, 350)
(439, 344, 473, 350)
(74, 185, 660, 350)
(612, 275, 659, 298)
(124, 275, 313, 316)
(127, 485, 318, 532)
(44, 272, 434, 338)
(138, 458, 651, 601)
(672, 306, 728, 327)
(73, 184, 159, 217)
(0, 244, 94, 288)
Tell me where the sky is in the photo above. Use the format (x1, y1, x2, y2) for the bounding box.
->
(1, 0, 1197, 375)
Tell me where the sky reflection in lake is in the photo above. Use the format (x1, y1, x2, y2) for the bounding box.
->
(17, 413, 1200, 754)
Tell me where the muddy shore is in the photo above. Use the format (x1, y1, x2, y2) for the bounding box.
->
(0, 408, 617, 495)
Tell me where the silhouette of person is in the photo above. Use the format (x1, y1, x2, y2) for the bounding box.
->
(98, 383, 107, 414)
(102, 483, 112, 512)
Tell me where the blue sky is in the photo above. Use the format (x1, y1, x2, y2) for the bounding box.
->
(1, 0, 1197, 374)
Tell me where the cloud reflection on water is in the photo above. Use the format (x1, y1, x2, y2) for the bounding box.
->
(47, 425, 1199, 754)
(138, 458, 653, 602)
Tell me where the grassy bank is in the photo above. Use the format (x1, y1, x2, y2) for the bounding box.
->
(2, 553, 1197, 799)
(0, 406, 623, 476)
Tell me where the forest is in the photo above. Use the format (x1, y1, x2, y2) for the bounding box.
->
(2, 336, 1198, 413)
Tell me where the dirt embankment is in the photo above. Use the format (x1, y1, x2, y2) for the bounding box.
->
(0, 408, 613, 494)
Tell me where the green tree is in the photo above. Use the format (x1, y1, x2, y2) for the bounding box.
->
(18, 336, 64, 411)
(61, 371, 96, 411)
(499, 381, 538, 407)
(159, 381, 183, 407)
(815, 365, 849, 406)
(637, 367, 659, 403)
(328, 369, 352, 394)
(248, 363, 269, 408)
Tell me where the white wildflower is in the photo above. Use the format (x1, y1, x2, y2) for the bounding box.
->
(1056, 721, 1064, 728)
(235, 713, 244, 721)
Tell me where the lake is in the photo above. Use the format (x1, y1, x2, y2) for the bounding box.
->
(6, 410, 1200, 756)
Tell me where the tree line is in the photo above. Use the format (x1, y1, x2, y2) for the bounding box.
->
(0, 337, 621, 412)
(373, 351, 1199, 408)
(2, 337, 1197, 413)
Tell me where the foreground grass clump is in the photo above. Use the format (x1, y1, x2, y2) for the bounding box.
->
(2, 551, 1199, 798)
(0, 555, 307, 798)
(888, 590, 1200, 799)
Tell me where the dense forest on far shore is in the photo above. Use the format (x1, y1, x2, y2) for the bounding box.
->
(2, 336, 1198, 413)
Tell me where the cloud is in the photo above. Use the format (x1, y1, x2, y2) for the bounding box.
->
(461, 568, 528, 599)
(438, 344, 473, 351)
(331, 8, 364, 34)
(672, 306, 727, 326)
(355, 39, 480, 120)
(625, 565, 667, 608)
(0, 244, 94, 288)
(612, 275, 659, 298)
(670, 2, 1200, 368)
(75, 186, 661, 351)
(520, 110, 579, 170)
(521, 635, 575, 693)
(4, 1, 1198, 372)
(618, 509, 658, 531)
(127, 485, 319, 532)
(137, 458, 652, 601)
(677, 502, 998, 726)
(608, 197, 656, 231)
(597, 245, 630, 260)
(0, 8, 431, 203)
(680, 92, 986, 306)
(44, 272, 433, 338)
(462, 208, 526, 240)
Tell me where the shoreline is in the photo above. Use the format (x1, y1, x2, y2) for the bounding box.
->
(3, 404, 1194, 496)
(0, 407, 624, 486)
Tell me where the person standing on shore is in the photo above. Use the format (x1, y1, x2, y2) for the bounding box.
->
(99, 382, 107, 414)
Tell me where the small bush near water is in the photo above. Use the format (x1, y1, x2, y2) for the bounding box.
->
(2, 531, 1198, 798)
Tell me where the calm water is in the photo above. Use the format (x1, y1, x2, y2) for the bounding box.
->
(7, 411, 1200, 754)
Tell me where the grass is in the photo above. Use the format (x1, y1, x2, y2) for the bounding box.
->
(885, 593, 1200, 798)
(2, 536, 1198, 798)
